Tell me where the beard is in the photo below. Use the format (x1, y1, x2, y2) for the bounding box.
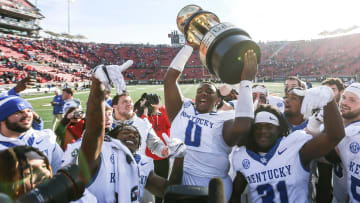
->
(284, 110, 295, 118)
(342, 108, 360, 120)
(118, 110, 133, 120)
(5, 118, 30, 133)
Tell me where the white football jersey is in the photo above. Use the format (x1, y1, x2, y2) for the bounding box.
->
(87, 136, 139, 203)
(269, 95, 285, 113)
(63, 137, 149, 202)
(232, 131, 312, 203)
(332, 162, 347, 203)
(113, 115, 155, 155)
(61, 137, 83, 167)
(135, 154, 154, 202)
(0, 128, 63, 172)
(170, 99, 234, 178)
(337, 120, 360, 203)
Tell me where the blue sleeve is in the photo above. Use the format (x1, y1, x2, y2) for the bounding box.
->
(58, 99, 66, 106)
(7, 88, 20, 96)
(107, 99, 112, 107)
(32, 117, 44, 130)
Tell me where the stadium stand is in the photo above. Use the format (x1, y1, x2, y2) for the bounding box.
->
(1, 32, 360, 84)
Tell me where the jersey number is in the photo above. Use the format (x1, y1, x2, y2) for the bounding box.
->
(185, 120, 202, 147)
(256, 181, 289, 203)
(351, 176, 360, 201)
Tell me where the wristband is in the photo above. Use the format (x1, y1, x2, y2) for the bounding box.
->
(169, 45, 193, 72)
(235, 80, 254, 118)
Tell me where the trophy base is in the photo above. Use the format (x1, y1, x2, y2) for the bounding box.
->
(207, 32, 261, 84)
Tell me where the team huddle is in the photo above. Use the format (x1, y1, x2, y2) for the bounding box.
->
(0, 44, 359, 203)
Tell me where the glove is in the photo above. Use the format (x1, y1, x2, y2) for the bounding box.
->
(301, 86, 334, 119)
(91, 60, 133, 94)
(306, 108, 324, 134)
(162, 133, 186, 158)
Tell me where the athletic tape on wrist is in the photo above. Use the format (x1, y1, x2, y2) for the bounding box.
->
(235, 80, 254, 118)
(169, 45, 193, 72)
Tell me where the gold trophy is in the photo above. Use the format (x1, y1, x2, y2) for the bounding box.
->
(177, 5, 261, 84)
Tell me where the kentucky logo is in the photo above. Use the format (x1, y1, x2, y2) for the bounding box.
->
(350, 142, 360, 154)
(242, 159, 250, 169)
(27, 135, 35, 146)
(260, 157, 267, 164)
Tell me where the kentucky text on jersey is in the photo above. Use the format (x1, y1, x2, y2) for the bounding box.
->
(246, 165, 292, 184)
(349, 161, 360, 175)
(180, 111, 214, 128)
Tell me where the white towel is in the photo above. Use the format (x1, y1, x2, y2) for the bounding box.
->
(109, 138, 139, 203)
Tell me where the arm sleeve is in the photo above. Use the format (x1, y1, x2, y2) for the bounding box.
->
(146, 127, 166, 157)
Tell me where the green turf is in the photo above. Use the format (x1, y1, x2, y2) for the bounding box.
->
(28, 82, 320, 129)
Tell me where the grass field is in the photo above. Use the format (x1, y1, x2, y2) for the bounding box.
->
(26, 82, 320, 129)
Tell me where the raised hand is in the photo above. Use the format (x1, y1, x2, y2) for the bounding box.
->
(92, 60, 133, 94)
(301, 86, 334, 119)
(306, 108, 324, 135)
(241, 49, 258, 81)
(14, 77, 36, 93)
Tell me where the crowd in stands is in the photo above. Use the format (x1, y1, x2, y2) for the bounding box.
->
(0, 0, 40, 14)
(258, 34, 360, 78)
(1, 32, 360, 84)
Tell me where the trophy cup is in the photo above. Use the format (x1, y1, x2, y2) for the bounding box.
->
(177, 5, 261, 84)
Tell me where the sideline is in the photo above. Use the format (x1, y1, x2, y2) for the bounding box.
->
(26, 91, 90, 101)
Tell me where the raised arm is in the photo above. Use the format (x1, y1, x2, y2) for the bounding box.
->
(223, 50, 257, 146)
(2, 77, 35, 97)
(300, 87, 345, 166)
(229, 172, 248, 203)
(79, 78, 106, 184)
(164, 45, 193, 123)
(13, 77, 36, 94)
(168, 157, 184, 185)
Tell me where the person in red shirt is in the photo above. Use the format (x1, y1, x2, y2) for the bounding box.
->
(55, 107, 85, 150)
(139, 94, 171, 203)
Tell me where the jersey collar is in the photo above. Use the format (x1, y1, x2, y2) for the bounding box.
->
(193, 104, 217, 115)
(284, 115, 308, 132)
(345, 119, 360, 128)
(246, 137, 283, 166)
